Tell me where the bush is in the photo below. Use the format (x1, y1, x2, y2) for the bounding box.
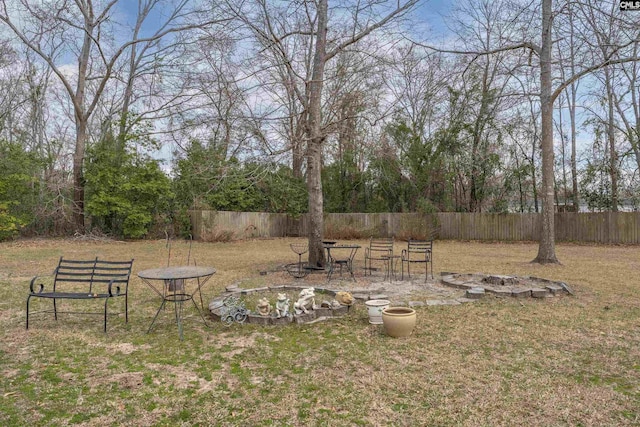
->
(0, 202, 23, 241)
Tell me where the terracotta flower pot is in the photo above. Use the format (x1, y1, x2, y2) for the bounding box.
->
(382, 307, 416, 337)
(364, 299, 390, 324)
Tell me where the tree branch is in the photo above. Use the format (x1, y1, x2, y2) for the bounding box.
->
(325, 0, 419, 61)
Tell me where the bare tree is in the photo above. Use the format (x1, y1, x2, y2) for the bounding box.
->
(0, 0, 227, 230)
(414, 0, 640, 263)
(227, 0, 418, 266)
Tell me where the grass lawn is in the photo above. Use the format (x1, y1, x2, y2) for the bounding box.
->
(1, 238, 639, 426)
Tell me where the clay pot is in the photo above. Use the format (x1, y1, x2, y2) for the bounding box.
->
(364, 299, 390, 324)
(382, 307, 416, 337)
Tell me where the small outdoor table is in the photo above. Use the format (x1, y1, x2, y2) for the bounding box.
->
(324, 244, 360, 281)
(138, 265, 216, 340)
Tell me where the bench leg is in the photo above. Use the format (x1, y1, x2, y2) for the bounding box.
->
(26, 295, 31, 330)
(53, 298, 58, 321)
(125, 293, 129, 324)
(104, 298, 109, 333)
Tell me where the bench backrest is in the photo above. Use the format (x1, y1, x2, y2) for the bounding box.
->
(405, 240, 433, 260)
(53, 257, 134, 293)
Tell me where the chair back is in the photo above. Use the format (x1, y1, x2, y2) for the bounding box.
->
(406, 240, 432, 260)
(369, 237, 394, 255)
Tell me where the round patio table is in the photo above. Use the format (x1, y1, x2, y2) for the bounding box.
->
(138, 266, 216, 340)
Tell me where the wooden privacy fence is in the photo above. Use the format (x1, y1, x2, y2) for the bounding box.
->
(189, 210, 640, 244)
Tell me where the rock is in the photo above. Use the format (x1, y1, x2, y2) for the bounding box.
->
(247, 314, 271, 325)
(511, 288, 531, 298)
(531, 288, 549, 298)
(332, 305, 349, 316)
(294, 312, 316, 324)
(559, 282, 575, 295)
(351, 293, 369, 301)
(209, 299, 224, 312)
(426, 299, 461, 306)
(489, 289, 513, 298)
(545, 284, 563, 295)
(314, 307, 333, 318)
(409, 301, 425, 307)
(272, 316, 293, 325)
(466, 287, 485, 299)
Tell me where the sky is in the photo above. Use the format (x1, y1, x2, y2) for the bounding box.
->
(115, 0, 455, 38)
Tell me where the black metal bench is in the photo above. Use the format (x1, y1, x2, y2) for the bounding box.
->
(27, 257, 134, 332)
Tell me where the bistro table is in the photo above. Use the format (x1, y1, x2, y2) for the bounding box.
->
(138, 265, 216, 340)
(324, 244, 361, 281)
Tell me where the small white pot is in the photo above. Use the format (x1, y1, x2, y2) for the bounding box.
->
(364, 299, 390, 324)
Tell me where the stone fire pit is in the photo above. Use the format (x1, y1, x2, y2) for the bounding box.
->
(441, 273, 573, 299)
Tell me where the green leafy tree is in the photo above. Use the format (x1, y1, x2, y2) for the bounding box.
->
(0, 140, 42, 240)
(174, 141, 307, 215)
(255, 163, 307, 216)
(85, 132, 172, 239)
(322, 149, 367, 213)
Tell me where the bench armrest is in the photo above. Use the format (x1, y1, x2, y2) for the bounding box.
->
(29, 275, 51, 294)
(107, 280, 122, 297)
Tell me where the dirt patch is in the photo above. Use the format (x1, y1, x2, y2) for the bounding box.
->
(212, 331, 280, 348)
(104, 342, 151, 355)
(88, 371, 144, 391)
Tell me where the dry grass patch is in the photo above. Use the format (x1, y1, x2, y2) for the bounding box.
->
(0, 238, 639, 426)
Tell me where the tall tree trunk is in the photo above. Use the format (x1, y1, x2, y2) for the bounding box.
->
(533, 0, 559, 264)
(73, 119, 87, 230)
(306, 0, 328, 267)
(570, 82, 578, 211)
(568, 6, 579, 211)
(605, 68, 618, 211)
(71, 9, 94, 232)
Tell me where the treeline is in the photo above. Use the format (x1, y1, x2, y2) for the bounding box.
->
(1, 1, 639, 242)
(0, 136, 308, 240)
